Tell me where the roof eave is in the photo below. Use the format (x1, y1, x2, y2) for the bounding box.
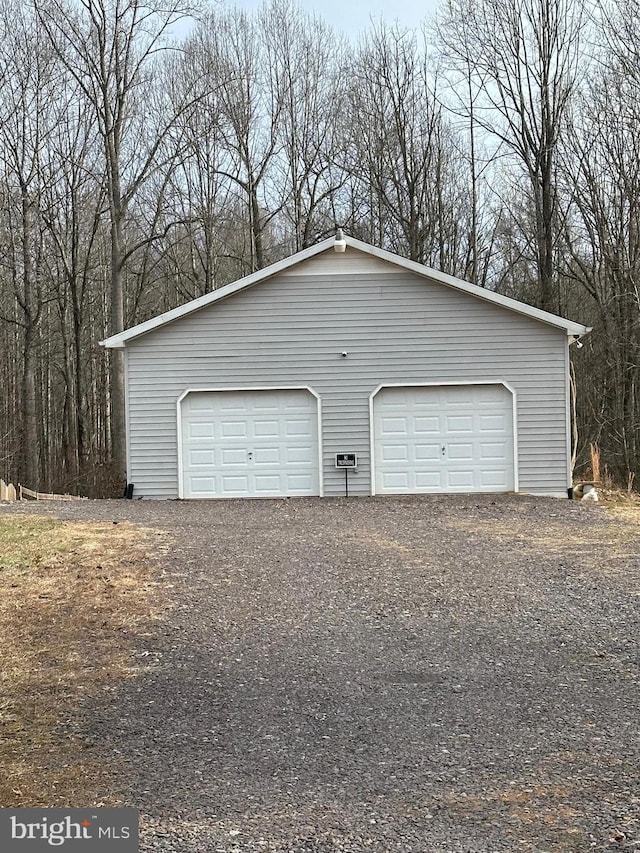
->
(343, 236, 592, 337)
(100, 233, 592, 347)
(100, 236, 337, 348)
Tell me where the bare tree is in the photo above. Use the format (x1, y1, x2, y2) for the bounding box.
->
(559, 1, 640, 481)
(436, 0, 585, 310)
(36, 0, 197, 488)
(187, 6, 285, 273)
(0, 1, 58, 487)
(263, 0, 346, 251)
(40, 86, 107, 489)
(161, 25, 243, 296)
(347, 25, 469, 272)
(431, 16, 504, 286)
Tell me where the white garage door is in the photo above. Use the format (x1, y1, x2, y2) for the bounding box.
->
(373, 384, 515, 494)
(181, 389, 320, 498)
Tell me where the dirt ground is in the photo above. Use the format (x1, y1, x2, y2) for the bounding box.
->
(0, 494, 639, 853)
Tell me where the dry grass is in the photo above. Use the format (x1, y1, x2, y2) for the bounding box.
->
(446, 499, 640, 597)
(590, 442, 602, 484)
(0, 515, 165, 807)
(597, 487, 640, 509)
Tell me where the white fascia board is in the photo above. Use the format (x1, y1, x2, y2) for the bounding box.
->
(343, 237, 592, 337)
(100, 237, 336, 348)
(101, 233, 591, 348)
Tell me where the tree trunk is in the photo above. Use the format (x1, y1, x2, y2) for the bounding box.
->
(109, 197, 126, 487)
(19, 325, 39, 487)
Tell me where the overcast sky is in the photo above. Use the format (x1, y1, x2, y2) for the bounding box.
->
(226, 0, 442, 40)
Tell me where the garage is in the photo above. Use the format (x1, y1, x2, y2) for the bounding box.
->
(105, 233, 589, 499)
(372, 383, 516, 494)
(179, 388, 321, 498)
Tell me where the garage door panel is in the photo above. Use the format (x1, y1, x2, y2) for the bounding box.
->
(480, 442, 507, 459)
(415, 471, 442, 488)
(286, 420, 313, 436)
(416, 394, 440, 410)
(221, 421, 247, 438)
(382, 472, 410, 490)
(479, 414, 507, 431)
(379, 389, 407, 406)
(448, 443, 473, 460)
(447, 415, 474, 433)
(446, 389, 474, 406)
(415, 443, 440, 461)
(221, 475, 249, 493)
(481, 470, 510, 487)
(190, 477, 216, 494)
(382, 444, 409, 461)
(253, 447, 280, 464)
(252, 398, 280, 411)
(254, 419, 279, 437)
(287, 474, 316, 491)
(254, 474, 280, 492)
(217, 399, 248, 414)
(188, 396, 217, 412)
(374, 384, 514, 495)
(189, 450, 215, 466)
(414, 416, 440, 434)
(189, 423, 215, 439)
(380, 417, 408, 435)
(286, 447, 312, 464)
(182, 389, 319, 498)
(219, 448, 245, 465)
(447, 470, 475, 488)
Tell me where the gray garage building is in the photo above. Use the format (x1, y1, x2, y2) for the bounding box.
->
(101, 234, 590, 499)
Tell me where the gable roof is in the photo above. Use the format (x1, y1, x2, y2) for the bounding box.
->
(101, 235, 591, 348)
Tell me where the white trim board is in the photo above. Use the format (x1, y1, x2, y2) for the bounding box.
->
(564, 339, 573, 491)
(101, 235, 591, 348)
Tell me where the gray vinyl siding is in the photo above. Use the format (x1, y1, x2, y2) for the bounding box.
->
(124, 267, 570, 498)
(279, 247, 394, 277)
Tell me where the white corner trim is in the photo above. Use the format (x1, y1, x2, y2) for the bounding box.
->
(564, 339, 573, 490)
(176, 391, 184, 500)
(176, 385, 324, 499)
(369, 380, 519, 496)
(124, 348, 131, 484)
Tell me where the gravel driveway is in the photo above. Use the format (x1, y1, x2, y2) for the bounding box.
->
(7, 495, 640, 852)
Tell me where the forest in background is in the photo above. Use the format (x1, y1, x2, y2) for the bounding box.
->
(0, 0, 638, 496)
